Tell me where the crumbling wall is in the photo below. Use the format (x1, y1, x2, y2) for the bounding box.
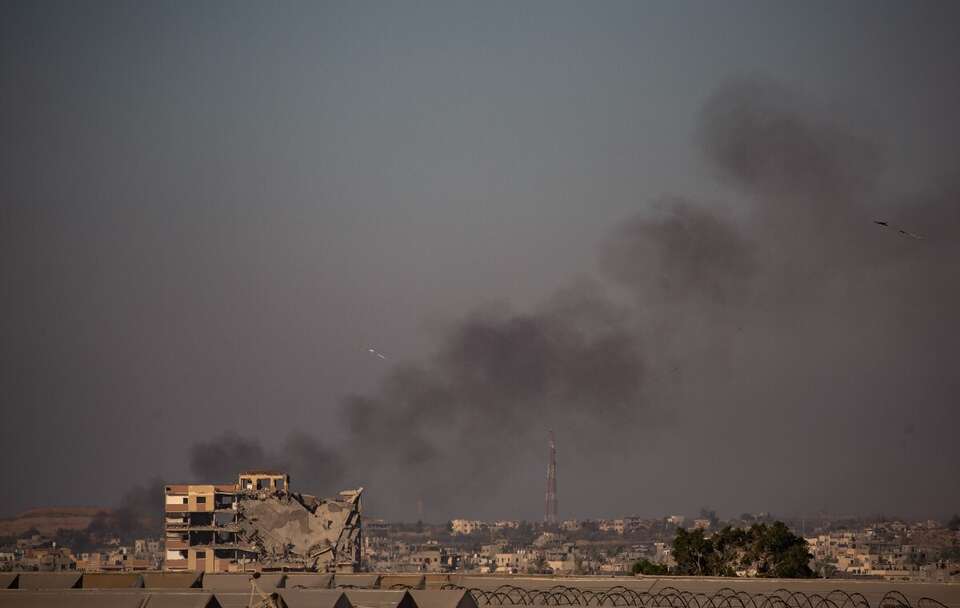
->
(235, 488, 362, 571)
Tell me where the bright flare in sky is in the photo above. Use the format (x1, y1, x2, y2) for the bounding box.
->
(368, 348, 387, 360)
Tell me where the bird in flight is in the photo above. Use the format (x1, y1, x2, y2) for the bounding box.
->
(874, 220, 923, 239)
(368, 348, 387, 360)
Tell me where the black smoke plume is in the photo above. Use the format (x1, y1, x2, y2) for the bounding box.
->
(189, 432, 344, 496)
(338, 280, 651, 515)
(188, 77, 959, 519)
(86, 477, 166, 542)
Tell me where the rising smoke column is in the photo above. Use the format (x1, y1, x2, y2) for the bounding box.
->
(339, 280, 651, 516)
(189, 431, 344, 496)
(188, 76, 960, 519)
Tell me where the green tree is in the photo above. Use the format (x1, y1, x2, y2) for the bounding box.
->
(672, 528, 715, 575)
(671, 521, 813, 578)
(743, 522, 813, 578)
(632, 558, 668, 575)
(710, 526, 748, 576)
(813, 559, 837, 578)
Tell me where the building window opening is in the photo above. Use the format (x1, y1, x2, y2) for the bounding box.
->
(214, 512, 235, 526)
(190, 531, 214, 546)
(189, 512, 214, 526)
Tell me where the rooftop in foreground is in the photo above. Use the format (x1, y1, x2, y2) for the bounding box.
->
(0, 573, 957, 608)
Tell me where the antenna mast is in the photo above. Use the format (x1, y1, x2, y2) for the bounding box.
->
(545, 430, 558, 524)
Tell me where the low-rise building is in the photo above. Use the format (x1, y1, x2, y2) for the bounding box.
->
(450, 519, 484, 535)
(598, 519, 625, 535)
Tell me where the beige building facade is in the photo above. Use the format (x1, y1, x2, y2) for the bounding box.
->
(164, 471, 289, 573)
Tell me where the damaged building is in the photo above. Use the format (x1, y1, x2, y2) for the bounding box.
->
(164, 471, 362, 573)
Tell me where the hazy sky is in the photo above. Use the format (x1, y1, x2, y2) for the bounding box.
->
(2, 1, 958, 522)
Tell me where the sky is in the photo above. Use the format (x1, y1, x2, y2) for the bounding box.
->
(2, 1, 958, 522)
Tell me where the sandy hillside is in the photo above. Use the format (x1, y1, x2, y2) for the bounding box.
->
(0, 507, 109, 536)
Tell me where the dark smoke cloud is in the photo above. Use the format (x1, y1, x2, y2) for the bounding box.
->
(187, 77, 959, 520)
(697, 77, 959, 289)
(188, 433, 266, 483)
(688, 78, 959, 515)
(596, 196, 757, 388)
(86, 477, 166, 541)
(600, 197, 755, 307)
(700, 78, 881, 205)
(189, 432, 344, 496)
(337, 281, 651, 515)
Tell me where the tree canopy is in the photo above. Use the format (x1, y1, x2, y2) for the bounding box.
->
(632, 558, 669, 575)
(672, 521, 813, 578)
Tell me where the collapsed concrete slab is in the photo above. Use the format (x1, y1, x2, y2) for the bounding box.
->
(235, 488, 363, 572)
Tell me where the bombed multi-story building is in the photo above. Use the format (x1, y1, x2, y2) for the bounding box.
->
(164, 471, 362, 573)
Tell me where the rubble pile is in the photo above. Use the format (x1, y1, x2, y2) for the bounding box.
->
(235, 488, 362, 571)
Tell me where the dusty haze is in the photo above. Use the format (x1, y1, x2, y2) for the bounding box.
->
(2, 1, 958, 521)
